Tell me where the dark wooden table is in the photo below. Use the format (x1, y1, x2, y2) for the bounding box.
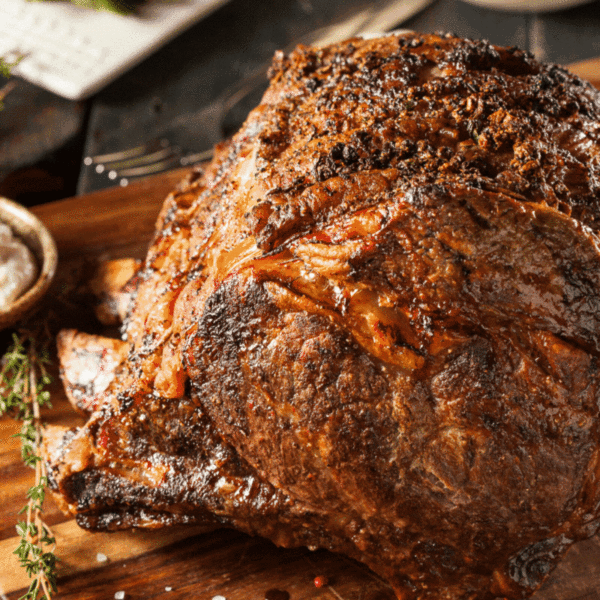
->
(1, 0, 600, 201)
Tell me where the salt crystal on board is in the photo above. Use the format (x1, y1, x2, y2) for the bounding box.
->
(212, 596, 226, 600)
(96, 553, 108, 563)
(114, 592, 125, 600)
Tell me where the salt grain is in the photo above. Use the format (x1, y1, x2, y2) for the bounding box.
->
(212, 596, 226, 600)
(165, 587, 172, 592)
(96, 553, 108, 563)
(114, 592, 125, 600)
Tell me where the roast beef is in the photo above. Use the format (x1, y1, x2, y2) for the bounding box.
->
(43, 32, 600, 599)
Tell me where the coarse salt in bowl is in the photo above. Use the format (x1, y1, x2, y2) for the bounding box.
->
(0, 197, 57, 330)
(0, 222, 38, 305)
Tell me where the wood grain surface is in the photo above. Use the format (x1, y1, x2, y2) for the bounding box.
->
(1, 161, 600, 599)
(566, 56, 600, 88)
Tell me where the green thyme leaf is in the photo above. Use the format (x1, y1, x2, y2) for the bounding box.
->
(33, 0, 148, 15)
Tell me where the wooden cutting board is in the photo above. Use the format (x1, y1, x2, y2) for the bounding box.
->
(565, 56, 600, 87)
(4, 57, 600, 598)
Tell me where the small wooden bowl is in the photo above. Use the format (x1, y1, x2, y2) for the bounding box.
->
(0, 197, 58, 330)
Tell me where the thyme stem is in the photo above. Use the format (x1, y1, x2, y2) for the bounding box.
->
(1, 331, 57, 600)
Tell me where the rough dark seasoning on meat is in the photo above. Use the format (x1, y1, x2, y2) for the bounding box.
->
(42, 32, 600, 599)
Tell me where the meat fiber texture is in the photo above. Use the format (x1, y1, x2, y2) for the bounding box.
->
(43, 32, 600, 599)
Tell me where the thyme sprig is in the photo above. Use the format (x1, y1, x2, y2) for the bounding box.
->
(37, 0, 148, 15)
(1, 331, 57, 600)
(0, 60, 14, 79)
(0, 57, 20, 112)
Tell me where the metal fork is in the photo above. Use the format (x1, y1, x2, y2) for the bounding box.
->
(85, 0, 432, 186)
(84, 92, 240, 185)
(84, 63, 274, 185)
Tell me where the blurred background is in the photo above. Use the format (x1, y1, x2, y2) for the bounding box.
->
(0, 0, 599, 205)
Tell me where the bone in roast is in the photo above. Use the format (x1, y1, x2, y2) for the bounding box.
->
(43, 32, 600, 600)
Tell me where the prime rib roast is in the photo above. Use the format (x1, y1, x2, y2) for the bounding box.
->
(42, 32, 600, 599)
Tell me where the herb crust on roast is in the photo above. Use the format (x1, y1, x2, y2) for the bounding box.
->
(43, 32, 600, 600)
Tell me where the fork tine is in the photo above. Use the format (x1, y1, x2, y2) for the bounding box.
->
(179, 148, 214, 166)
(112, 155, 184, 178)
(85, 138, 168, 166)
(100, 144, 212, 184)
(100, 143, 180, 172)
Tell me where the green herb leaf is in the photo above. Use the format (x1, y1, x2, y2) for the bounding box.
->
(34, 0, 147, 15)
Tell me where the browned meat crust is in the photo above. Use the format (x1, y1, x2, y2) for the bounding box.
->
(43, 32, 600, 600)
